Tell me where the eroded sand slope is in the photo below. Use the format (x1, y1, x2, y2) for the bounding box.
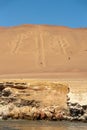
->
(0, 24, 87, 75)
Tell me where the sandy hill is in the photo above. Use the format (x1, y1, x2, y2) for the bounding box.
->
(0, 24, 87, 77)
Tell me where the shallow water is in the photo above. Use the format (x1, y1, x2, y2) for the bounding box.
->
(0, 120, 87, 130)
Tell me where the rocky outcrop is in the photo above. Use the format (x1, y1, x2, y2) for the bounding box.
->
(0, 81, 69, 120)
(67, 89, 87, 122)
(0, 80, 87, 122)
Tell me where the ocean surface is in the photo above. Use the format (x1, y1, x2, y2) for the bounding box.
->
(0, 120, 87, 130)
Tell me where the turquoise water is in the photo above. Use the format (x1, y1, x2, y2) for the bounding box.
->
(0, 120, 87, 130)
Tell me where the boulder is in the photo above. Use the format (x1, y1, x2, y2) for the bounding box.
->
(2, 87, 13, 97)
(9, 107, 20, 119)
(0, 82, 5, 91)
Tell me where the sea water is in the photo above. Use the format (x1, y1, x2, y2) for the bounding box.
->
(0, 120, 87, 130)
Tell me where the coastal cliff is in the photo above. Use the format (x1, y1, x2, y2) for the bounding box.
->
(0, 80, 87, 122)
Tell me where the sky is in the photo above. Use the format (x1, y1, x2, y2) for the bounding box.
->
(0, 0, 87, 28)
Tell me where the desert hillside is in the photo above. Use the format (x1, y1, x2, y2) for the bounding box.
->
(0, 24, 87, 76)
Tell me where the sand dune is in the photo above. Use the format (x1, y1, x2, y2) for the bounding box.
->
(0, 24, 87, 77)
(0, 24, 87, 122)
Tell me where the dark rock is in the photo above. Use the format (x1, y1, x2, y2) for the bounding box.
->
(69, 107, 84, 117)
(45, 111, 53, 120)
(78, 116, 85, 122)
(2, 87, 13, 97)
(55, 112, 63, 120)
(82, 105, 87, 110)
(13, 83, 28, 89)
(2, 115, 8, 120)
(5, 82, 14, 87)
(19, 99, 40, 107)
(0, 83, 5, 91)
(83, 113, 87, 120)
(40, 111, 46, 119)
(33, 111, 40, 120)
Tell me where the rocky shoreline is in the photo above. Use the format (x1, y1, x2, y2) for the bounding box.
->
(0, 81, 87, 122)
